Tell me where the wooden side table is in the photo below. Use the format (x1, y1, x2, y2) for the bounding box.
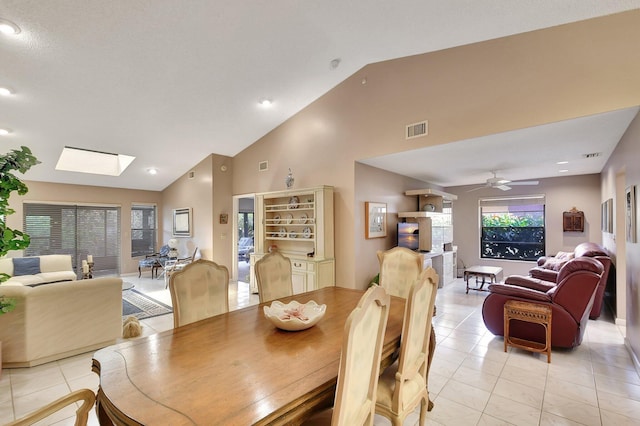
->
(504, 300, 552, 363)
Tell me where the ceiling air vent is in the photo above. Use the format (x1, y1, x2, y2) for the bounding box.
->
(583, 152, 602, 159)
(406, 120, 428, 140)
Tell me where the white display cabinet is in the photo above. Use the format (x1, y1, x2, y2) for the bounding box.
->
(250, 185, 335, 294)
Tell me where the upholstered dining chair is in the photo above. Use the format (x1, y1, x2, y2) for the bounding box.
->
(375, 267, 438, 426)
(377, 247, 424, 299)
(303, 285, 391, 426)
(255, 250, 294, 303)
(377, 247, 437, 411)
(6, 388, 95, 426)
(169, 259, 229, 328)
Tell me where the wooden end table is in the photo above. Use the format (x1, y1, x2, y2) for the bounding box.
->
(463, 265, 503, 294)
(504, 300, 552, 363)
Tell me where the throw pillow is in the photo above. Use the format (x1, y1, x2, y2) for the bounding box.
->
(13, 257, 41, 276)
(542, 257, 567, 271)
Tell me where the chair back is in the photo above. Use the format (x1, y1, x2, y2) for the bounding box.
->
(395, 268, 438, 400)
(332, 285, 390, 426)
(169, 259, 229, 327)
(6, 388, 95, 426)
(377, 247, 423, 298)
(255, 251, 293, 303)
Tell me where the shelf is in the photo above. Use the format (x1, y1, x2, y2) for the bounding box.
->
(404, 188, 458, 201)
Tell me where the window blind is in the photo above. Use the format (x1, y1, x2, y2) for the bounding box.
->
(23, 203, 121, 276)
(131, 204, 157, 257)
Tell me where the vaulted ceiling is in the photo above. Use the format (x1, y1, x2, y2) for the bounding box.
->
(2, 1, 639, 190)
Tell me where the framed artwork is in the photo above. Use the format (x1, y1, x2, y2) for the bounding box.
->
(626, 186, 637, 243)
(601, 199, 613, 233)
(173, 207, 192, 237)
(365, 202, 387, 239)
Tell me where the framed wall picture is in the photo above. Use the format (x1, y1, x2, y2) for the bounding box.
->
(365, 202, 387, 239)
(626, 186, 637, 243)
(173, 207, 192, 237)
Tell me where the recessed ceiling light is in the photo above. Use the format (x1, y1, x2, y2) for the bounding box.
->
(0, 18, 21, 35)
(556, 161, 569, 165)
(0, 128, 11, 136)
(0, 87, 13, 96)
(559, 169, 569, 173)
(147, 168, 158, 175)
(258, 98, 273, 107)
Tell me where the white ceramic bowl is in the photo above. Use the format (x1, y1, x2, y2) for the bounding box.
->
(263, 300, 326, 331)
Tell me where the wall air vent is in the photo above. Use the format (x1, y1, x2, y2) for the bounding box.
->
(188, 170, 195, 179)
(583, 152, 602, 159)
(406, 120, 428, 140)
(258, 160, 268, 171)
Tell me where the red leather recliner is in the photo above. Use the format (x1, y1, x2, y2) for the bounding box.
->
(482, 256, 604, 348)
(528, 242, 612, 319)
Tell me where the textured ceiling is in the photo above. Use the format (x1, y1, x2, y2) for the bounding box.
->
(2, 1, 640, 190)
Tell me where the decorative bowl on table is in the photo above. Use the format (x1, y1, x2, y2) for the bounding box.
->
(263, 300, 326, 331)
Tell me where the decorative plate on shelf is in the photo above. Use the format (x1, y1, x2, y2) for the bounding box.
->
(273, 214, 281, 224)
(285, 213, 293, 224)
(300, 213, 308, 223)
(277, 227, 287, 238)
(288, 230, 297, 238)
(263, 300, 327, 331)
(302, 227, 312, 239)
(288, 196, 299, 209)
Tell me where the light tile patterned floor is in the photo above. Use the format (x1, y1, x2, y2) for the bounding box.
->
(1, 276, 638, 425)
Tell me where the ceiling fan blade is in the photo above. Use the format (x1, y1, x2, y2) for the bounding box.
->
(466, 186, 486, 192)
(496, 185, 511, 191)
(508, 180, 539, 186)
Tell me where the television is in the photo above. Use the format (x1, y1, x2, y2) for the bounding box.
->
(397, 222, 420, 251)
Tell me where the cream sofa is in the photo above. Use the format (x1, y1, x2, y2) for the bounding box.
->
(0, 277, 123, 368)
(0, 255, 78, 285)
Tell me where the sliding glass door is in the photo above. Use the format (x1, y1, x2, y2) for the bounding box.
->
(23, 203, 121, 277)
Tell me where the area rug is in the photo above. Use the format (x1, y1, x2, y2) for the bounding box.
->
(122, 288, 172, 320)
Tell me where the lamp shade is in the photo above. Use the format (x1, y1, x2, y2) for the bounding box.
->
(168, 238, 178, 249)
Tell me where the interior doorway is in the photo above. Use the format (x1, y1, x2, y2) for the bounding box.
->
(233, 194, 254, 284)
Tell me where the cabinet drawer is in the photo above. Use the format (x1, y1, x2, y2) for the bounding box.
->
(291, 260, 307, 271)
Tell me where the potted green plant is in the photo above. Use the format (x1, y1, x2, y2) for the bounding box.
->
(0, 146, 39, 375)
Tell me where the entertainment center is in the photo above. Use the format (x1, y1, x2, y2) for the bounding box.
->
(398, 188, 457, 287)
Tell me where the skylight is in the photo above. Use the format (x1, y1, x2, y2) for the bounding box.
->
(55, 146, 135, 176)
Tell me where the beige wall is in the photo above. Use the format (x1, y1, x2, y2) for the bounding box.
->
(232, 10, 640, 286)
(10, 181, 162, 274)
(354, 162, 444, 289)
(445, 174, 602, 279)
(601, 111, 640, 368)
(161, 154, 234, 270)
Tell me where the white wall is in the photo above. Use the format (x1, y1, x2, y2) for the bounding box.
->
(601, 110, 640, 369)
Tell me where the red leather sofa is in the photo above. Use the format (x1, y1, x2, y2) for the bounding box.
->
(528, 242, 611, 319)
(482, 256, 604, 348)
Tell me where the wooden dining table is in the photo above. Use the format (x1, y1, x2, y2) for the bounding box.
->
(92, 286, 406, 425)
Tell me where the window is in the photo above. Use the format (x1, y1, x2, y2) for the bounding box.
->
(480, 196, 545, 261)
(24, 203, 121, 276)
(131, 205, 157, 257)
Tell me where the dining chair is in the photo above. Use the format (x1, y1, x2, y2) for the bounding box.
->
(376, 246, 424, 299)
(375, 267, 438, 426)
(303, 285, 391, 426)
(255, 250, 294, 303)
(377, 247, 437, 412)
(168, 258, 229, 328)
(6, 388, 95, 426)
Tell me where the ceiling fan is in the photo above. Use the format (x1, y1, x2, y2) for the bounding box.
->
(468, 171, 539, 192)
